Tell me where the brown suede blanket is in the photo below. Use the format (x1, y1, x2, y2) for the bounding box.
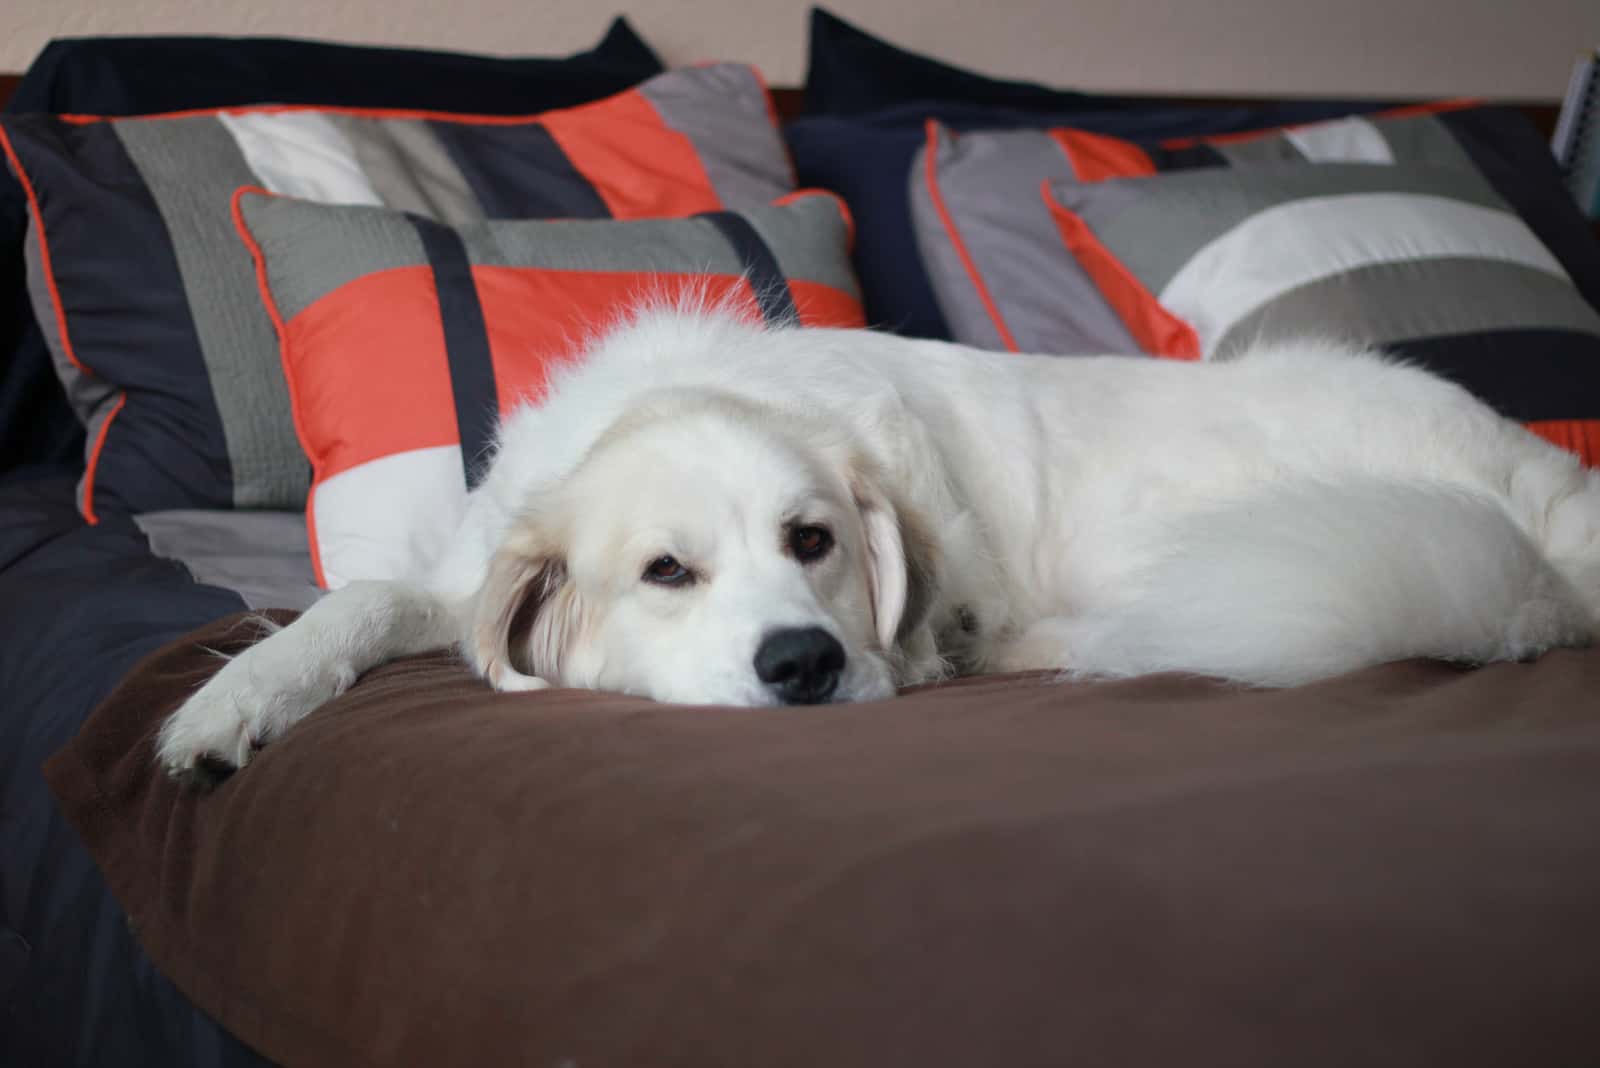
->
(44, 611, 1600, 1066)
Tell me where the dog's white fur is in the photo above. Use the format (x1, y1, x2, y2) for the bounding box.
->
(157, 300, 1600, 779)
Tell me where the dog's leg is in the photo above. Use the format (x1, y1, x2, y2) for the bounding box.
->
(156, 581, 458, 786)
(998, 478, 1597, 688)
(986, 617, 1081, 675)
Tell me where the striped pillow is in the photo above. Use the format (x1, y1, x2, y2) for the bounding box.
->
(0, 63, 791, 519)
(233, 188, 864, 588)
(1045, 163, 1600, 462)
(911, 103, 1600, 357)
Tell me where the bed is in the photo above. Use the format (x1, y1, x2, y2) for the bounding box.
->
(3, 10, 1599, 1066)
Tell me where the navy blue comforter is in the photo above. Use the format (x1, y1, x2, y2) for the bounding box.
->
(0, 471, 269, 1067)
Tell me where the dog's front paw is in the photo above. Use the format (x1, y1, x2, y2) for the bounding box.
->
(155, 679, 259, 789)
(155, 657, 357, 789)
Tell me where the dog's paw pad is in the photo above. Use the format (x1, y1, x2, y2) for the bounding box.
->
(177, 752, 244, 792)
(158, 727, 255, 784)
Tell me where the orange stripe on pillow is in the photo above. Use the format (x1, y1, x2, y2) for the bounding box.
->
(788, 279, 867, 329)
(1526, 420, 1600, 467)
(472, 268, 774, 409)
(281, 268, 457, 479)
(921, 120, 1020, 352)
(1046, 128, 1157, 182)
(1042, 183, 1200, 360)
(545, 90, 721, 217)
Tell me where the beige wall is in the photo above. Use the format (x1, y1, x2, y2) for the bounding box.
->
(7, 0, 1597, 100)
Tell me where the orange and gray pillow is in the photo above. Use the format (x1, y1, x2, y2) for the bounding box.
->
(233, 188, 864, 588)
(909, 105, 1600, 464)
(1052, 163, 1600, 461)
(0, 63, 792, 519)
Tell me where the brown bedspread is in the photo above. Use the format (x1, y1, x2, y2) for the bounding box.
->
(44, 612, 1600, 1067)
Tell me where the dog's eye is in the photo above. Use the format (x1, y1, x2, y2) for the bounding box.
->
(643, 555, 693, 586)
(789, 524, 834, 563)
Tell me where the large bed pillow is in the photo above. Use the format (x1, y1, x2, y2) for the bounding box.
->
(234, 188, 863, 587)
(42, 611, 1600, 1066)
(8, 19, 661, 116)
(0, 21, 664, 480)
(1042, 163, 1600, 463)
(912, 103, 1600, 355)
(801, 6, 1123, 116)
(0, 63, 790, 520)
(789, 8, 1385, 340)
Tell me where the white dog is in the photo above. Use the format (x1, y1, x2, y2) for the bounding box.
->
(157, 300, 1600, 784)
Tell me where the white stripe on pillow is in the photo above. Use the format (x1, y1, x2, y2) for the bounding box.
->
(218, 110, 384, 206)
(313, 445, 470, 588)
(1284, 117, 1393, 163)
(1160, 193, 1570, 356)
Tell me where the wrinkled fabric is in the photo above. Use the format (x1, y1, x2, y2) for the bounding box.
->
(46, 602, 1600, 1067)
(0, 474, 268, 1065)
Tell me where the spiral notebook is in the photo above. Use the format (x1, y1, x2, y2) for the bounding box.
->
(1553, 48, 1600, 219)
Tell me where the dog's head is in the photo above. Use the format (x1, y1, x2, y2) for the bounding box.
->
(466, 393, 939, 705)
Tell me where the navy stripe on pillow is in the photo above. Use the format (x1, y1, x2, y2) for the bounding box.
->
(428, 122, 611, 220)
(408, 216, 500, 489)
(1392, 329, 1600, 424)
(1155, 143, 1229, 170)
(8, 121, 234, 514)
(699, 211, 800, 324)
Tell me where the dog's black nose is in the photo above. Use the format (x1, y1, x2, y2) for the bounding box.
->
(754, 627, 845, 705)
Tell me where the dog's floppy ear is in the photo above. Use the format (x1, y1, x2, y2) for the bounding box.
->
(466, 520, 583, 692)
(850, 457, 940, 652)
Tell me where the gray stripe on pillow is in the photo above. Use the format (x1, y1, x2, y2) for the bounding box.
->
(912, 127, 1140, 354)
(1183, 114, 1482, 182)
(1216, 136, 1308, 167)
(1213, 257, 1600, 359)
(1067, 164, 1513, 298)
(743, 197, 860, 297)
(638, 64, 793, 210)
(239, 196, 429, 323)
(240, 197, 851, 319)
(333, 116, 486, 227)
(114, 116, 308, 509)
(459, 214, 749, 274)
(1375, 114, 1486, 179)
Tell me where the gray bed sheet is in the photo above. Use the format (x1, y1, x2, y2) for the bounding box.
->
(133, 510, 322, 611)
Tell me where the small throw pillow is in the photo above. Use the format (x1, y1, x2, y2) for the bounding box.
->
(233, 188, 864, 587)
(1045, 163, 1600, 463)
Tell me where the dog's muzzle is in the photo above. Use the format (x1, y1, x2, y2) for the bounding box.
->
(754, 626, 845, 704)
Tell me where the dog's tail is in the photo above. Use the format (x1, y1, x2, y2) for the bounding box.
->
(1061, 477, 1598, 687)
